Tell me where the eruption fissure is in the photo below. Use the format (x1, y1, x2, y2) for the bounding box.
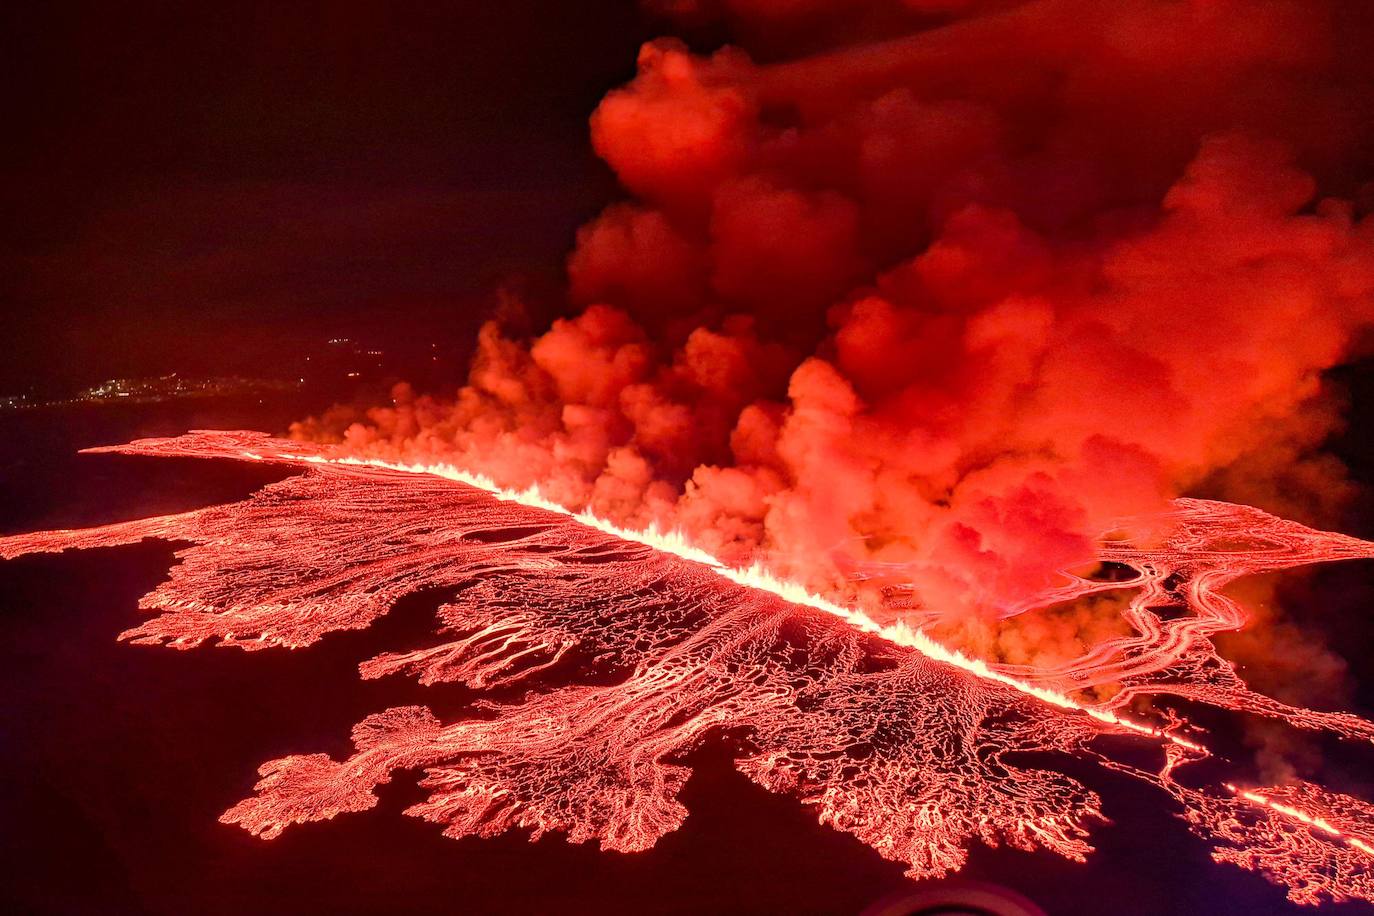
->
(1226, 785, 1374, 855)
(271, 445, 1207, 751)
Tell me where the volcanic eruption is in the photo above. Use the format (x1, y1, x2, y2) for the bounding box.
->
(296, 0, 1374, 654)
(6, 0, 1374, 908)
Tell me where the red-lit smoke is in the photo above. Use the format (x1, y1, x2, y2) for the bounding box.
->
(297, 0, 1374, 626)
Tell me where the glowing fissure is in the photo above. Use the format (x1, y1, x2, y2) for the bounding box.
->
(3, 430, 1374, 906)
(1171, 781, 1374, 906)
(270, 448, 1204, 751)
(1226, 785, 1373, 854)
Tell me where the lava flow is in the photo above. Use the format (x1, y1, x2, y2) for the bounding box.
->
(2, 430, 1373, 906)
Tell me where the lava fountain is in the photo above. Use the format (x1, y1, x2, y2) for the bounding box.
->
(2, 429, 1372, 906)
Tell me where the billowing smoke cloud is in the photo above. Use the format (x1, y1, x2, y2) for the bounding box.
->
(297, 0, 1374, 632)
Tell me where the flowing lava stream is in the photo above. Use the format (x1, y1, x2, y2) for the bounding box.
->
(3, 430, 1374, 906)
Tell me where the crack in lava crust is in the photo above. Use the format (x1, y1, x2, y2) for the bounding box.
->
(2, 430, 1373, 904)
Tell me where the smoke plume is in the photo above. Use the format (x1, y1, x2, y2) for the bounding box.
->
(297, 0, 1374, 634)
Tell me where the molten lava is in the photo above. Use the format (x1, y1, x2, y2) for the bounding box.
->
(2, 430, 1373, 906)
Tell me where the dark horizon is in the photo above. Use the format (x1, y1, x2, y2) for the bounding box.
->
(2, 2, 664, 394)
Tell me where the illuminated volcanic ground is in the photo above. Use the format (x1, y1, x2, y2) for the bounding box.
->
(3, 430, 1373, 908)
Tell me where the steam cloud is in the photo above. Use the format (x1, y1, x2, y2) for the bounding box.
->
(297, 0, 1374, 638)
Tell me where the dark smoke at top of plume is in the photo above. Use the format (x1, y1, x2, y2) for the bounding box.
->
(297, 0, 1374, 630)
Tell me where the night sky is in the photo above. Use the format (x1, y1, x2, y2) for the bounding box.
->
(1, 1, 656, 393)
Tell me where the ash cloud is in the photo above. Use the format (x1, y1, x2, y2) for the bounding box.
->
(297, 0, 1374, 630)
